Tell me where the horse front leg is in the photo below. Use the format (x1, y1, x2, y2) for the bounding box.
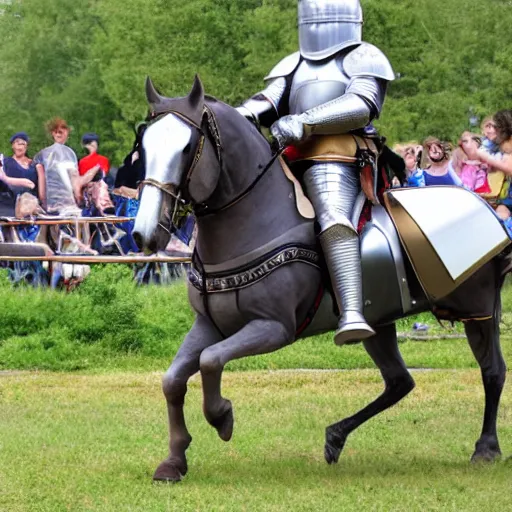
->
(153, 315, 222, 482)
(464, 311, 507, 463)
(199, 319, 292, 441)
(325, 323, 415, 464)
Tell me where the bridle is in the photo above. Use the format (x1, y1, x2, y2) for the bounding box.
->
(138, 102, 282, 339)
(139, 104, 282, 226)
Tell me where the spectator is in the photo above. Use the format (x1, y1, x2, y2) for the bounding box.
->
(465, 109, 512, 220)
(2, 132, 41, 200)
(420, 137, 462, 187)
(78, 132, 115, 217)
(403, 144, 425, 187)
(451, 132, 490, 193)
(78, 133, 110, 177)
(33, 118, 98, 215)
(114, 122, 146, 196)
(480, 116, 501, 156)
(0, 155, 16, 217)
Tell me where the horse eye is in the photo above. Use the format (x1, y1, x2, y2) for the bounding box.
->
(183, 143, 191, 154)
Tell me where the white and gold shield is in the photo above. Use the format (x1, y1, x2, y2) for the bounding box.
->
(384, 186, 510, 300)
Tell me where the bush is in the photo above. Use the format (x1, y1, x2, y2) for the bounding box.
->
(0, 265, 193, 370)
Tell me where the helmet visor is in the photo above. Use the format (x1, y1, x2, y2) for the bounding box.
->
(299, 21, 362, 60)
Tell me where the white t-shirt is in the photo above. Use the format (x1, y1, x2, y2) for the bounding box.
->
(34, 143, 80, 214)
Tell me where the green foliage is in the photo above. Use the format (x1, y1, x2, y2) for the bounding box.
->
(0, 0, 510, 162)
(0, 265, 196, 370)
(0, 267, 511, 371)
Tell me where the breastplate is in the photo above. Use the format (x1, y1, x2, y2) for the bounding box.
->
(289, 56, 350, 115)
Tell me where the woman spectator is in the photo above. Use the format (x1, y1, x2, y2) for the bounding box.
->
(420, 137, 462, 187)
(451, 132, 490, 193)
(33, 118, 98, 215)
(480, 116, 501, 156)
(465, 109, 512, 221)
(0, 133, 40, 199)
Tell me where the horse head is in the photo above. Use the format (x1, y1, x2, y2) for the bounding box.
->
(133, 75, 222, 253)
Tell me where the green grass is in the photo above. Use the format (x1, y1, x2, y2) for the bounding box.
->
(0, 370, 510, 511)
(0, 266, 512, 372)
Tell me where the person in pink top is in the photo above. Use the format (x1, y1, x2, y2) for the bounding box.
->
(451, 132, 490, 193)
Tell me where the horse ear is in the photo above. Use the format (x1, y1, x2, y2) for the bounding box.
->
(145, 76, 164, 106)
(188, 74, 204, 110)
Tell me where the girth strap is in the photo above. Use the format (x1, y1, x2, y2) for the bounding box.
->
(189, 244, 320, 293)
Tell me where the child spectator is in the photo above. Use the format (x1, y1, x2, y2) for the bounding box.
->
(78, 132, 115, 216)
(78, 133, 110, 177)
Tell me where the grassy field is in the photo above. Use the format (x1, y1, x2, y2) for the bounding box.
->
(0, 266, 512, 372)
(0, 370, 510, 511)
(1, 268, 511, 510)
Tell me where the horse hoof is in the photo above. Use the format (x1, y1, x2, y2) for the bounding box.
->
(205, 400, 234, 442)
(471, 450, 502, 464)
(324, 425, 347, 465)
(153, 459, 186, 483)
(210, 402, 234, 442)
(471, 439, 501, 463)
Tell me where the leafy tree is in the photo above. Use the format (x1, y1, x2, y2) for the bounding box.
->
(0, 0, 510, 161)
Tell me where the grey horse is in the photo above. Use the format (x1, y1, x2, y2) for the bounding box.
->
(133, 76, 508, 482)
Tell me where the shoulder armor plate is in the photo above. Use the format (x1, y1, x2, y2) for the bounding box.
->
(343, 43, 395, 81)
(264, 52, 302, 82)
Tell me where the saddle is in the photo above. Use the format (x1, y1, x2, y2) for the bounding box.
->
(282, 133, 395, 231)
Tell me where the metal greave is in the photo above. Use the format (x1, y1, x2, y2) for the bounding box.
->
(303, 162, 363, 314)
(319, 224, 362, 313)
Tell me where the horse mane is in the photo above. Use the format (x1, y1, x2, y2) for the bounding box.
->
(204, 96, 271, 150)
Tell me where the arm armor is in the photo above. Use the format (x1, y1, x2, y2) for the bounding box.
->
(237, 52, 300, 128)
(298, 76, 386, 135)
(236, 78, 287, 129)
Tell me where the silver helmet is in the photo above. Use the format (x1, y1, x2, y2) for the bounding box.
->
(298, 0, 363, 60)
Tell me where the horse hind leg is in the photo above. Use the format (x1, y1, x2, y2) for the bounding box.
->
(325, 323, 415, 464)
(199, 319, 291, 442)
(153, 315, 222, 482)
(464, 308, 507, 463)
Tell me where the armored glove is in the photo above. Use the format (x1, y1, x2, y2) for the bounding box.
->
(270, 115, 305, 149)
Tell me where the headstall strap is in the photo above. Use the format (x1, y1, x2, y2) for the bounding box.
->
(203, 104, 223, 166)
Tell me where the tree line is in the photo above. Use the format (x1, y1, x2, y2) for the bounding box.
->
(0, 0, 509, 163)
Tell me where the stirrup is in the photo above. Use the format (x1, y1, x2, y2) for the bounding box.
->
(334, 311, 375, 346)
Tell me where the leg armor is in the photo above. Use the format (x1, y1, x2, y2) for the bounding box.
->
(303, 162, 375, 345)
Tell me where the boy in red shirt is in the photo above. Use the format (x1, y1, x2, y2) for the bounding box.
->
(78, 133, 110, 177)
(78, 133, 114, 216)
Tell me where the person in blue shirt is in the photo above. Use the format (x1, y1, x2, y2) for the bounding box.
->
(416, 137, 462, 187)
(1, 132, 40, 199)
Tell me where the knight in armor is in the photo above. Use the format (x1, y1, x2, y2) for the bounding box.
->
(237, 0, 395, 345)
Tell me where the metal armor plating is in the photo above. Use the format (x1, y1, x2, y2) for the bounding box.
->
(236, 3, 395, 345)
